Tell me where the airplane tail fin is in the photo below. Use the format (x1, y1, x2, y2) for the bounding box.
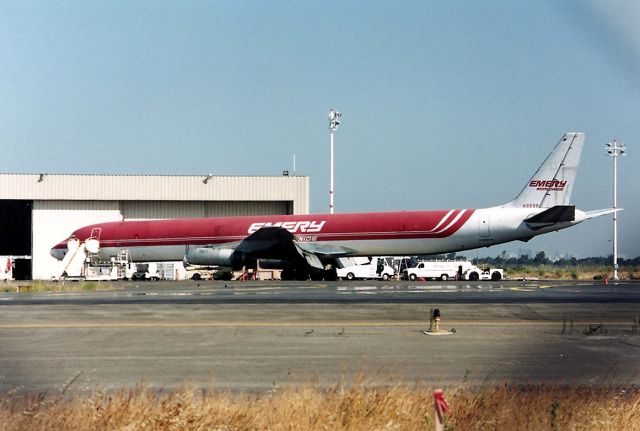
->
(503, 133, 585, 209)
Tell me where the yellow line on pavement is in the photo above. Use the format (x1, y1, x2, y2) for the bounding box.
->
(2, 322, 414, 329)
(0, 320, 632, 329)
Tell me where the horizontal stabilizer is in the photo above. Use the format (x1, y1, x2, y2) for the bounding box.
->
(582, 208, 622, 220)
(524, 205, 575, 224)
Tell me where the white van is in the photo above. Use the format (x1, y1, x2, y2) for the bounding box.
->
(403, 260, 475, 281)
(336, 257, 396, 281)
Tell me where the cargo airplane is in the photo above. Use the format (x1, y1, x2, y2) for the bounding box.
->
(51, 132, 616, 280)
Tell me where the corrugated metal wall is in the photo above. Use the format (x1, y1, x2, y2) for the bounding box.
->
(0, 174, 308, 214)
(204, 201, 289, 217)
(120, 201, 290, 220)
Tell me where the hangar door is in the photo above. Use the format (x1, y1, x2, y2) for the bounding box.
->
(0, 200, 32, 280)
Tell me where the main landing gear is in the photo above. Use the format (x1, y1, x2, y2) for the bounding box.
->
(281, 265, 337, 281)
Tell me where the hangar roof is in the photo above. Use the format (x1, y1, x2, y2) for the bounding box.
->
(0, 173, 308, 213)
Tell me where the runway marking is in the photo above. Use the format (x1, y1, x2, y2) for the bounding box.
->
(0, 321, 633, 329)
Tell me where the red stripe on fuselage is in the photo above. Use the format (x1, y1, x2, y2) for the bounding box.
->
(56, 210, 476, 249)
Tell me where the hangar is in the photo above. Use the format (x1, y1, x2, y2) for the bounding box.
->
(0, 173, 308, 280)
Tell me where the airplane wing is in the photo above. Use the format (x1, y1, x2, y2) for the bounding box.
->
(295, 241, 355, 258)
(185, 226, 352, 272)
(237, 227, 357, 270)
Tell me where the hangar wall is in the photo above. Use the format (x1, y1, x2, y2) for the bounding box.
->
(0, 174, 308, 214)
(32, 201, 123, 280)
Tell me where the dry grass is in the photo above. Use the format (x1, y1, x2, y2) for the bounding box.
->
(0, 280, 108, 293)
(1, 380, 640, 430)
(505, 265, 639, 281)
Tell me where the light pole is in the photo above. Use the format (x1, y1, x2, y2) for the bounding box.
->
(606, 139, 626, 280)
(328, 109, 341, 214)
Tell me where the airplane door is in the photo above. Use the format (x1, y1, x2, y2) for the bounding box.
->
(479, 215, 490, 238)
(90, 227, 102, 239)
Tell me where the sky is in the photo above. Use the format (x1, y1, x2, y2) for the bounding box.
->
(1, 1, 638, 259)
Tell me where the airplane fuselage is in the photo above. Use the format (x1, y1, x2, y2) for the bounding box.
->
(50, 206, 584, 263)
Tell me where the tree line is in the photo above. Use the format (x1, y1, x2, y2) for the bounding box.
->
(419, 252, 640, 268)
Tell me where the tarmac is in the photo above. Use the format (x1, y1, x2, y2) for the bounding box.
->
(1, 280, 639, 393)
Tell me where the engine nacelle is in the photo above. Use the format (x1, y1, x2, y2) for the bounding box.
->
(185, 246, 234, 267)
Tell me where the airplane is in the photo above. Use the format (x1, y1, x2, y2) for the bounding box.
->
(51, 132, 617, 280)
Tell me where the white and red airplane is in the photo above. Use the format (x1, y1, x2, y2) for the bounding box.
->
(51, 132, 616, 280)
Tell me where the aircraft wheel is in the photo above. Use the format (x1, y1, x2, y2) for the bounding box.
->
(491, 271, 502, 281)
(346, 272, 355, 281)
(440, 274, 448, 281)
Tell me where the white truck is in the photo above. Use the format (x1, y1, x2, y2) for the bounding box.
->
(403, 260, 476, 281)
(336, 257, 396, 281)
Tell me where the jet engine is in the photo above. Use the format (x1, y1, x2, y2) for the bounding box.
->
(184, 245, 259, 269)
(185, 246, 234, 267)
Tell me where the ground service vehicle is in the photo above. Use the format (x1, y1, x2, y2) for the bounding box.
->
(130, 263, 162, 281)
(462, 267, 504, 281)
(186, 265, 216, 281)
(336, 257, 395, 280)
(403, 260, 475, 281)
